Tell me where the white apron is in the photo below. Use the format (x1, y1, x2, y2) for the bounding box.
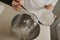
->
(23, 0, 53, 11)
(23, 0, 55, 25)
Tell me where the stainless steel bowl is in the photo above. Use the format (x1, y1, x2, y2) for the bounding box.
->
(10, 14, 40, 40)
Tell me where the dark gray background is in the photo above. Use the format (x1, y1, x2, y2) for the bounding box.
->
(51, 0, 60, 40)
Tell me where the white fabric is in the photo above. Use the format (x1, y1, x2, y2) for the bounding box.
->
(50, 0, 58, 6)
(30, 0, 53, 7)
(24, 0, 58, 11)
(38, 9, 55, 25)
(24, 0, 56, 25)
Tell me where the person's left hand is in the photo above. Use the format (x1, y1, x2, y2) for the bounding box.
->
(12, 0, 24, 11)
(45, 4, 54, 11)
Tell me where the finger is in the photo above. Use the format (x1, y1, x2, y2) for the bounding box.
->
(12, 1, 19, 8)
(17, 5, 21, 8)
(12, 0, 23, 11)
(14, 5, 22, 11)
(12, 1, 18, 6)
(16, 0, 24, 5)
(12, 1, 18, 10)
(12, 1, 16, 8)
(20, 0, 24, 5)
(12, 0, 24, 6)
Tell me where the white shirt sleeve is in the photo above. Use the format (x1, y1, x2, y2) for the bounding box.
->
(51, 0, 58, 6)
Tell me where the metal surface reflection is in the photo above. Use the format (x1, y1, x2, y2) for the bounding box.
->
(11, 14, 40, 40)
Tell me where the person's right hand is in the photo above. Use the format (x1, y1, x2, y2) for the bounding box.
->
(12, 0, 24, 11)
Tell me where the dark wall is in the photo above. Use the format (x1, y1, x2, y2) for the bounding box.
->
(0, 0, 12, 5)
(51, 0, 60, 40)
(53, 0, 60, 16)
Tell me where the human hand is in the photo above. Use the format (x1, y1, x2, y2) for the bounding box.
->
(12, 0, 24, 11)
(45, 4, 54, 11)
